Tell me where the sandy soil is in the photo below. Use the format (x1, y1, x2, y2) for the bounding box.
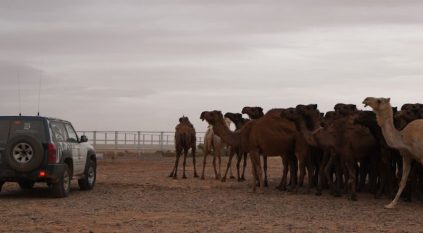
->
(1, 154, 423, 233)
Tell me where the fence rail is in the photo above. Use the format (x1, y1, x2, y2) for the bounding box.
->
(77, 131, 205, 153)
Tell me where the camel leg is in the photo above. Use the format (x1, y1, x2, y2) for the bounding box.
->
(217, 150, 221, 179)
(222, 147, 235, 182)
(192, 146, 198, 178)
(316, 151, 329, 195)
(288, 154, 298, 192)
(201, 152, 208, 180)
(298, 158, 306, 188)
(212, 153, 218, 180)
(241, 153, 247, 180)
(182, 149, 188, 179)
(306, 157, 315, 194)
(263, 155, 268, 187)
(236, 152, 242, 181)
(249, 153, 258, 193)
(172, 151, 181, 179)
(346, 161, 357, 201)
(277, 155, 289, 191)
(385, 153, 411, 209)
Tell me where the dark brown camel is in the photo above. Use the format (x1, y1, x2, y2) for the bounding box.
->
(241, 106, 264, 119)
(288, 106, 380, 200)
(169, 116, 197, 179)
(201, 110, 298, 193)
(221, 112, 249, 181)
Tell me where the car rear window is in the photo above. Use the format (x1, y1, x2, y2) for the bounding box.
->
(9, 119, 46, 141)
(0, 119, 10, 148)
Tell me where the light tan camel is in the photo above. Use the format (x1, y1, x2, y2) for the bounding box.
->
(200, 117, 233, 180)
(363, 97, 423, 208)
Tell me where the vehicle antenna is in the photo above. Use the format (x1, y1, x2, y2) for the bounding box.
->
(37, 71, 43, 116)
(17, 69, 22, 116)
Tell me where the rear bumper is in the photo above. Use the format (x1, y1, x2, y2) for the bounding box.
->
(0, 164, 65, 183)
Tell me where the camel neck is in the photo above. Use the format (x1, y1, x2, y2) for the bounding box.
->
(211, 119, 240, 147)
(376, 107, 405, 150)
(296, 118, 318, 146)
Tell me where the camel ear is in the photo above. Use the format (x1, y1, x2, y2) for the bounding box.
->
(387, 98, 391, 103)
(311, 104, 317, 110)
(258, 107, 263, 112)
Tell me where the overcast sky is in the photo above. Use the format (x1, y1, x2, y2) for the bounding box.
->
(1, 0, 423, 132)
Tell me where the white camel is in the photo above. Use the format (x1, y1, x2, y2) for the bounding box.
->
(201, 118, 233, 179)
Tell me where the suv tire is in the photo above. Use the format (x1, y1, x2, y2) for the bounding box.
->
(4, 135, 44, 173)
(52, 164, 71, 198)
(78, 159, 96, 190)
(19, 180, 35, 190)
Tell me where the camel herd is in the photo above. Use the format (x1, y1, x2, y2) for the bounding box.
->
(170, 97, 423, 209)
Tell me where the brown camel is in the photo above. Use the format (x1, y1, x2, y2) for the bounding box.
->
(241, 106, 264, 119)
(221, 112, 249, 181)
(241, 106, 285, 187)
(201, 110, 298, 193)
(287, 105, 379, 200)
(169, 116, 197, 179)
(363, 97, 423, 208)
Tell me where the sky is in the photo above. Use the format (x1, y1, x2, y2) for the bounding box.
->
(1, 0, 423, 132)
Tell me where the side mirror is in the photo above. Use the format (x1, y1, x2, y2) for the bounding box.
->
(80, 135, 88, 143)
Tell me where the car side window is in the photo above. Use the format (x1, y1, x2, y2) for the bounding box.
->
(65, 124, 78, 143)
(51, 121, 68, 142)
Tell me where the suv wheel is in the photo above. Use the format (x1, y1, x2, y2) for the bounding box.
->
(18, 180, 35, 190)
(4, 135, 44, 172)
(78, 160, 96, 190)
(52, 164, 71, 198)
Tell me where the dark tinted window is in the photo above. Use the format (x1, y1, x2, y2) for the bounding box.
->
(0, 119, 10, 147)
(50, 121, 68, 142)
(9, 119, 46, 141)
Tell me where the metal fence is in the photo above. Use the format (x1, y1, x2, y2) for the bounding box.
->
(77, 131, 205, 153)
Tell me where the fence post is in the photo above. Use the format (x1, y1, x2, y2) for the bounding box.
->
(137, 131, 141, 155)
(160, 131, 164, 152)
(93, 131, 97, 148)
(114, 131, 118, 155)
(124, 133, 127, 145)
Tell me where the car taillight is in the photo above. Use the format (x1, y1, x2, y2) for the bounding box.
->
(47, 143, 57, 164)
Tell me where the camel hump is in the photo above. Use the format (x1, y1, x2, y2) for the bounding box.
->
(401, 119, 423, 142)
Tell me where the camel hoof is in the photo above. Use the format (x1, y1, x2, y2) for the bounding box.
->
(221, 177, 227, 182)
(315, 191, 322, 196)
(350, 195, 358, 201)
(384, 203, 396, 209)
(200, 176, 205, 180)
(194, 174, 199, 178)
(173, 176, 177, 180)
(182, 176, 187, 179)
(248, 188, 256, 193)
(230, 176, 236, 179)
(257, 189, 264, 194)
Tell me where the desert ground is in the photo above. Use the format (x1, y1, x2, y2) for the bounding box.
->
(1, 153, 423, 233)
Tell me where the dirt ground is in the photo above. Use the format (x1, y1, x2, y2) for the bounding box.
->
(1, 154, 423, 233)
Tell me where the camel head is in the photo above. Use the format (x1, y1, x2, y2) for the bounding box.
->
(362, 97, 391, 112)
(322, 111, 339, 127)
(224, 112, 243, 123)
(394, 107, 421, 129)
(200, 110, 224, 125)
(280, 108, 301, 122)
(179, 116, 190, 123)
(334, 103, 358, 116)
(241, 106, 263, 119)
(296, 104, 321, 129)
